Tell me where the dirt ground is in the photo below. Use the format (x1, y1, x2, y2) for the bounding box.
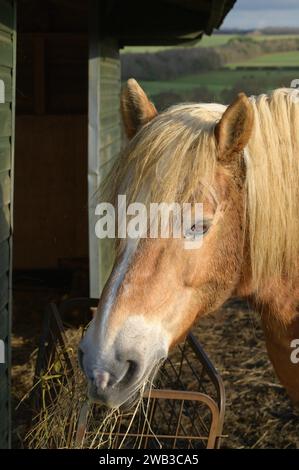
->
(12, 277, 299, 449)
(194, 299, 299, 448)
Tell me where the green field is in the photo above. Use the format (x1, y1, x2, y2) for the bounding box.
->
(122, 34, 299, 54)
(123, 33, 299, 107)
(199, 34, 298, 47)
(229, 50, 299, 68)
(140, 68, 298, 101)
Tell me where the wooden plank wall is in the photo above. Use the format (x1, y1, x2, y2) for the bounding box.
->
(13, 31, 89, 269)
(0, 0, 15, 449)
(14, 115, 88, 269)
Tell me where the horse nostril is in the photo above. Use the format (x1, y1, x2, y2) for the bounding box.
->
(122, 360, 139, 385)
(94, 370, 111, 392)
(78, 347, 84, 371)
(93, 359, 140, 394)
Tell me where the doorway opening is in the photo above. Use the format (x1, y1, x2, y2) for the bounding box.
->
(12, 0, 89, 446)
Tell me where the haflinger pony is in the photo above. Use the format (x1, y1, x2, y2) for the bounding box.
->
(79, 79, 299, 409)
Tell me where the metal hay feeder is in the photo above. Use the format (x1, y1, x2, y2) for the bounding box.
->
(33, 298, 226, 449)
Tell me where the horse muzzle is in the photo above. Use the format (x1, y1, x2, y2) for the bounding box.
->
(78, 346, 146, 407)
(78, 314, 170, 408)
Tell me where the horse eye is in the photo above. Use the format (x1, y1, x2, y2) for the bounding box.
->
(202, 223, 209, 234)
(192, 223, 209, 233)
(185, 222, 209, 239)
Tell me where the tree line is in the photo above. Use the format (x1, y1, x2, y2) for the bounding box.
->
(121, 37, 299, 81)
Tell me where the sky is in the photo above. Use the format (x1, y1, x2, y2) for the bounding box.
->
(221, 0, 299, 29)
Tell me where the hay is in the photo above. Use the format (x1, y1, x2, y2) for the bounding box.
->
(24, 325, 219, 449)
(25, 329, 163, 449)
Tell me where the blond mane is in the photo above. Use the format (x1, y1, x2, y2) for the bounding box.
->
(246, 88, 299, 289)
(102, 88, 299, 291)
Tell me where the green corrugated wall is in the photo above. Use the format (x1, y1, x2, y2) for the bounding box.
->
(0, 0, 15, 449)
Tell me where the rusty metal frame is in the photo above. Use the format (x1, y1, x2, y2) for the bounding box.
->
(33, 298, 226, 449)
(142, 390, 221, 449)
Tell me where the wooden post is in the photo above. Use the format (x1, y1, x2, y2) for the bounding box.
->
(88, 0, 121, 298)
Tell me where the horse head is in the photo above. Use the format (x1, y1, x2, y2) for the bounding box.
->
(79, 79, 254, 408)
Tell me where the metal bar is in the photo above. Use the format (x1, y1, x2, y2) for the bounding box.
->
(99, 432, 209, 441)
(173, 399, 184, 449)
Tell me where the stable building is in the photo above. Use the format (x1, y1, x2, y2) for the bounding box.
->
(0, 0, 235, 448)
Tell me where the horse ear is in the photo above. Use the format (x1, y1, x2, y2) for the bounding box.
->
(121, 78, 158, 139)
(214, 93, 253, 162)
